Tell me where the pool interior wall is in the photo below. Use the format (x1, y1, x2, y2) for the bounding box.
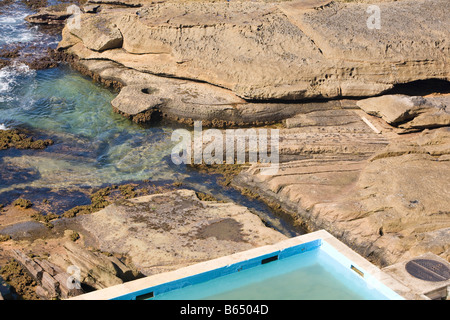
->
(112, 238, 404, 300)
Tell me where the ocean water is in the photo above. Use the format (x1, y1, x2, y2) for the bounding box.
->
(0, 1, 302, 236)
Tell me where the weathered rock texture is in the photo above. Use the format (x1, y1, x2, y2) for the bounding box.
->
(25, 4, 73, 24)
(77, 189, 287, 276)
(357, 95, 450, 132)
(60, 0, 449, 105)
(234, 101, 450, 266)
(9, 249, 84, 299)
(52, 0, 450, 270)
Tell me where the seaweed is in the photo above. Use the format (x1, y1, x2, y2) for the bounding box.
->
(12, 198, 33, 209)
(0, 130, 53, 151)
(0, 260, 39, 300)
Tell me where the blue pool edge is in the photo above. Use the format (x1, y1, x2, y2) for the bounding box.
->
(70, 230, 411, 300)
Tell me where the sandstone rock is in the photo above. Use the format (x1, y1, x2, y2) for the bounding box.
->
(41, 272, 59, 297)
(371, 127, 450, 160)
(357, 95, 450, 130)
(399, 97, 450, 130)
(25, 4, 73, 24)
(284, 108, 360, 129)
(53, 272, 84, 299)
(357, 95, 432, 125)
(61, 0, 449, 101)
(58, 26, 82, 50)
(78, 189, 287, 276)
(106, 255, 139, 282)
(0, 275, 13, 300)
(82, 4, 101, 13)
(10, 249, 43, 281)
(401, 110, 450, 131)
(35, 259, 63, 277)
(63, 241, 123, 289)
(85, 0, 142, 7)
(234, 124, 450, 266)
(35, 286, 49, 300)
(71, 59, 341, 126)
(110, 81, 308, 125)
(51, 0, 450, 272)
(69, 14, 123, 52)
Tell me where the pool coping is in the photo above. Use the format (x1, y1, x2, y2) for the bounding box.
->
(70, 230, 412, 300)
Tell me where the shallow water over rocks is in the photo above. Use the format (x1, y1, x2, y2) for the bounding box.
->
(0, 2, 303, 237)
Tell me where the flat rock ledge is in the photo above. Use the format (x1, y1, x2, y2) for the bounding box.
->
(25, 4, 74, 25)
(233, 101, 450, 267)
(77, 189, 287, 276)
(56, 0, 450, 125)
(59, 0, 449, 102)
(0, 189, 287, 299)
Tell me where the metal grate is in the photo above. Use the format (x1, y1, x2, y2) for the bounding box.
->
(405, 259, 450, 282)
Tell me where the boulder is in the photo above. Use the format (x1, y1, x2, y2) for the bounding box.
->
(357, 95, 450, 131)
(69, 14, 123, 52)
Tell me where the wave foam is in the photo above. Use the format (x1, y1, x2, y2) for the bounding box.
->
(0, 63, 36, 99)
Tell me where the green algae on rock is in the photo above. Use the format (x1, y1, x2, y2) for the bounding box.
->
(62, 187, 112, 218)
(0, 234, 11, 242)
(30, 212, 58, 228)
(61, 183, 179, 218)
(0, 260, 39, 300)
(0, 130, 53, 150)
(12, 198, 33, 209)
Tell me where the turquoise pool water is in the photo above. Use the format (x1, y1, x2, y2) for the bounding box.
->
(154, 251, 380, 300)
(115, 240, 402, 300)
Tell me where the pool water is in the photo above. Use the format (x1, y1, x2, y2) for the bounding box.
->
(144, 243, 401, 300)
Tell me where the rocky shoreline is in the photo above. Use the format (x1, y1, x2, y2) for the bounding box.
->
(0, 0, 449, 300)
(0, 186, 288, 299)
(52, 0, 449, 264)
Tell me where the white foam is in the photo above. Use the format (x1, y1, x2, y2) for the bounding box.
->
(0, 63, 35, 99)
(0, 124, 8, 130)
(0, 7, 36, 44)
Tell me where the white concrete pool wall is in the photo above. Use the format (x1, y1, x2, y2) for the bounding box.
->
(70, 230, 410, 300)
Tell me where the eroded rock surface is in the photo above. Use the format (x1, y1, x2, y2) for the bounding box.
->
(48, 0, 450, 275)
(60, 0, 449, 104)
(24, 4, 73, 24)
(0, 188, 287, 298)
(357, 95, 450, 132)
(234, 101, 450, 266)
(77, 189, 287, 276)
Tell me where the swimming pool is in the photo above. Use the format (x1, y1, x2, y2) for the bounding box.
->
(74, 231, 404, 300)
(147, 244, 393, 300)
